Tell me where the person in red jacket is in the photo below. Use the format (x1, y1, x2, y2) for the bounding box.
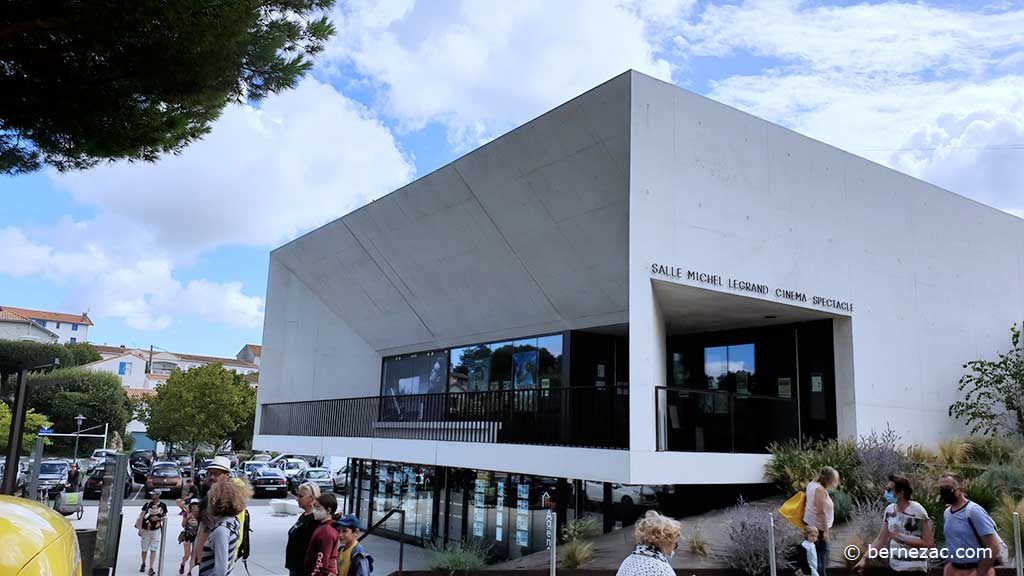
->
(305, 493, 340, 576)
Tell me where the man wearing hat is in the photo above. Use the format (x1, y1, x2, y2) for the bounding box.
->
(190, 456, 232, 568)
(335, 514, 373, 576)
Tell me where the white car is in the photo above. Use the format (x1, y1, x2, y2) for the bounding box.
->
(87, 449, 118, 472)
(584, 482, 656, 506)
(278, 458, 308, 478)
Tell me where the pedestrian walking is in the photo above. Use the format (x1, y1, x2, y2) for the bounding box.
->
(336, 514, 373, 576)
(939, 473, 1007, 576)
(286, 482, 322, 576)
(796, 526, 819, 576)
(803, 466, 839, 576)
(854, 475, 933, 574)
(176, 498, 201, 575)
(138, 490, 168, 575)
(305, 493, 340, 576)
(68, 463, 81, 492)
(192, 456, 233, 569)
(197, 480, 244, 576)
(615, 511, 682, 576)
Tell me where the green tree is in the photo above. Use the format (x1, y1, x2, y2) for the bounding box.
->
(63, 342, 102, 366)
(141, 364, 256, 460)
(26, 368, 132, 456)
(1, 0, 336, 175)
(950, 324, 1024, 438)
(0, 401, 53, 453)
(0, 340, 74, 395)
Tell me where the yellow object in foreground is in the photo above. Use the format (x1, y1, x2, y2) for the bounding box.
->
(0, 495, 83, 576)
(778, 490, 806, 529)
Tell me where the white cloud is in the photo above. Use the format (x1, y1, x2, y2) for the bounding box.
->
(0, 228, 263, 330)
(326, 0, 678, 147)
(10, 77, 414, 331)
(676, 0, 1024, 215)
(51, 78, 415, 257)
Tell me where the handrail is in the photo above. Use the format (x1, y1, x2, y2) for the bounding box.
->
(655, 385, 795, 402)
(267, 384, 630, 407)
(358, 507, 405, 576)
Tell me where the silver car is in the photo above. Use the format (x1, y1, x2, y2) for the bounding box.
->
(290, 467, 333, 493)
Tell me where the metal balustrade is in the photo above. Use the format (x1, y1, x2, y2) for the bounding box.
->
(656, 386, 799, 453)
(260, 385, 629, 449)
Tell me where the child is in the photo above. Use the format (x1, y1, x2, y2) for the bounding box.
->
(796, 526, 819, 576)
(305, 494, 340, 576)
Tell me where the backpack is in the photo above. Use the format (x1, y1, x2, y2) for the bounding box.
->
(965, 501, 1009, 566)
(236, 509, 251, 560)
(778, 491, 806, 529)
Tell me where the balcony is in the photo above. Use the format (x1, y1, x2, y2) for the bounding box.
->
(260, 386, 629, 449)
(656, 386, 799, 454)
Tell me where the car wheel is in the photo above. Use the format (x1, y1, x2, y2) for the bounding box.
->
(621, 496, 633, 506)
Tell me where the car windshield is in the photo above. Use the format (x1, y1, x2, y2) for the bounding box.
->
(286, 462, 302, 469)
(307, 470, 328, 479)
(132, 451, 153, 459)
(153, 468, 180, 478)
(177, 456, 189, 462)
(246, 463, 267, 470)
(258, 469, 280, 476)
(40, 463, 68, 475)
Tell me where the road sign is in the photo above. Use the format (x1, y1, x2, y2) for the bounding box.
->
(39, 428, 54, 435)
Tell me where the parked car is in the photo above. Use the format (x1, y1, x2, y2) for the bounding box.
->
(0, 460, 26, 496)
(175, 455, 193, 477)
(87, 449, 118, 472)
(83, 463, 132, 499)
(129, 449, 156, 483)
(332, 466, 349, 494)
(250, 453, 272, 462)
(0, 495, 83, 576)
(268, 453, 321, 468)
(583, 482, 656, 506)
(37, 459, 70, 496)
(241, 461, 270, 480)
(289, 467, 334, 494)
(277, 458, 308, 479)
(144, 462, 183, 498)
(251, 467, 288, 497)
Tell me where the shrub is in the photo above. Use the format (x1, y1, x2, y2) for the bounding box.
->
(721, 498, 800, 576)
(689, 522, 709, 559)
(429, 540, 490, 576)
(561, 541, 594, 569)
(938, 439, 972, 470)
(991, 494, 1024, 557)
(963, 478, 1000, 514)
(830, 490, 854, 522)
(963, 437, 1017, 466)
(766, 439, 860, 496)
(906, 444, 939, 466)
(977, 464, 1024, 499)
(856, 427, 910, 498)
(916, 492, 947, 545)
(562, 517, 600, 543)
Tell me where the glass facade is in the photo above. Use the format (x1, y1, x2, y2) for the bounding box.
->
(448, 334, 563, 393)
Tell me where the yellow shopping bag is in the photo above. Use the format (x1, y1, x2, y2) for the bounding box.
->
(778, 490, 806, 529)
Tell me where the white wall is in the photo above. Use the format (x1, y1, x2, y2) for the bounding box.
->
(628, 72, 1024, 448)
(32, 320, 89, 344)
(0, 321, 58, 343)
(84, 354, 147, 389)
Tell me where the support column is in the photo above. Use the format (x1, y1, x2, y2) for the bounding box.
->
(1, 369, 28, 495)
(629, 281, 666, 455)
(833, 317, 857, 439)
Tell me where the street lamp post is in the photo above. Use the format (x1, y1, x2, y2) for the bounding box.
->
(73, 414, 86, 462)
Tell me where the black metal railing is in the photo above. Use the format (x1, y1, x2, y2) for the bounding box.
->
(655, 386, 798, 454)
(260, 385, 629, 449)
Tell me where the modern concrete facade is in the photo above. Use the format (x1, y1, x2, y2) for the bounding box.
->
(255, 72, 1024, 550)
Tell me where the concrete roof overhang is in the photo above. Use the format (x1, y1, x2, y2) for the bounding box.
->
(273, 73, 632, 353)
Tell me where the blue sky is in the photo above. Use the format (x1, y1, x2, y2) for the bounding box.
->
(2, 0, 1023, 358)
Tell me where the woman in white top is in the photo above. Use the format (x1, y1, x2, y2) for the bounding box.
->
(804, 466, 840, 576)
(615, 511, 682, 576)
(853, 475, 933, 574)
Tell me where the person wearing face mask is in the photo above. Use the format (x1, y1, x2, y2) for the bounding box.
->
(305, 493, 340, 576)
(286, 482, 322, 576)
(615, 511, 682, 576)
(853, 475, 933, 574)
(939, 473, 1006, 576)
(803, 466, 840, 576)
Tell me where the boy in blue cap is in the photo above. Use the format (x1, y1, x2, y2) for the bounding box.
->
(335, 514, 373, 576)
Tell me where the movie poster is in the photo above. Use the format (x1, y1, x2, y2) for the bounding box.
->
(467, 358, 490, 392)
(513, 350, 538, 389)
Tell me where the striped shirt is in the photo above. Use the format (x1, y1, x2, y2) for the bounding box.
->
(198, 517, 240, 576)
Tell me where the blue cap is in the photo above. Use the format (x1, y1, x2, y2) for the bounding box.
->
(334, 514, 363, 530)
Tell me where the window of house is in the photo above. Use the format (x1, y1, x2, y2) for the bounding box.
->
(72, 323, 78, 331)
(56, 321, 61, 329)
(118, 361, 132, 376)
(70, 337, 77, 343)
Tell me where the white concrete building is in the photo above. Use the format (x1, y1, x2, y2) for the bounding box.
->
(253, 71, 1024, 557)
(93, 345, 259, 376)
(237, 344, 262, 368)
(0, 306, 92, 344)
(0, 308, 59, 343)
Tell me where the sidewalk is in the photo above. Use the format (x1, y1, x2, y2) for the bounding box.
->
(72, 502, 435, 575)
